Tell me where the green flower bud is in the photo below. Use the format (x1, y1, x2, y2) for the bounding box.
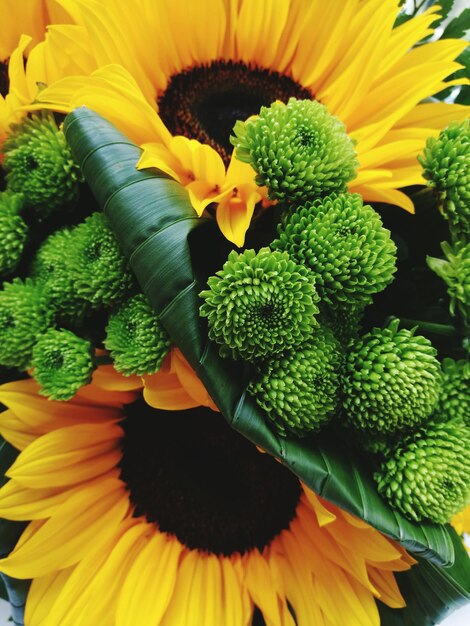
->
(427, 241, 469, 325)
(30, 228, 88, 324)
(200, 247, 320, 362)
(0, 278, 54, 369)
(375, 419, 470, 524)
(272, 193, 397, 307)
(231, 98, 358, 201)
(3, 112, 82, 219)
(343, 319, 442, 436)
(249, 326, 343, 437)
(105, 294, 170, 376)
(418, 120, 470, 239)
(32, 328, 94, 400)
(435, 358, 469, 426)
(0, 192, 28, 276)
(68, 212, 134, 309)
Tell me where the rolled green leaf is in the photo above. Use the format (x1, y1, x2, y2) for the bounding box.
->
(63, 107, 459, 565)
(60, 108, 470, 624)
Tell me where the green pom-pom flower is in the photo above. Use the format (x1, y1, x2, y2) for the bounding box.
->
(3, 112, 82, 219)
(68, 212, 134, 309)
(375, 419, 470, 524)
(0, 192, 28, 276)
(0, 278, 53, 370)
(435, 358, 470, 426)
(273, 193, 397, 307)
(427, 241, 469, 325)
(105, 294, 170, 376)
(249, 326, 343, 437)
(418, 120, 470, 239)
(32, 328, 94, 400)
(343, 319, 442, 436)
(231, 98, 358, 201)
(200, 247, 320, 361)
(30, 228, 88, 324)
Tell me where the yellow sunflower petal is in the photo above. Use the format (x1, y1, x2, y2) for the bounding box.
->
(0, 0, 52, 60)
(243, 549, 294, 626)
(0, 478, 128, 578)
(0, 378, 121, 434)
(89, 364, 142, 393)
(0, 476, 122, 521)
(34, 64, 171, 146)
(0, 409, 37, 451)
(221, 556, 252, 626)
(116, 531, 183, 626)
(160, 551, 226, 626)
(5, 423, 122, 488)
(48, 518, 149, 626)
(34, 518, 137, 626)
(171, 348, 218, 411)
(367, 567, 406, 609)
(25, 567, 76, 626)
(352, 185, 416, 213)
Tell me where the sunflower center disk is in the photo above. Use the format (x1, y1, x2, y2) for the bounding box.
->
(158, 61, 311, 164)
(0, 61, 9, 98)
(120, 400, 301, 556)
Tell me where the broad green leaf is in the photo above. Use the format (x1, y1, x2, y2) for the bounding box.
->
(442, 8, 470, 39)
(64, 108, 461, 558)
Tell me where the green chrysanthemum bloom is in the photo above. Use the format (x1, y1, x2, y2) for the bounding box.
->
(3, 112, 82, 219)
(272, 193, 397, 307)
(200, 247, 320, 361)
(30, 228, 89, 324)
(375, 419, 470, 524)
(435, 358, 470, 426)
(249, 326, 343, 437)
(0, 278, 53, 370)
(105, 294, 170, 376)
(231, 98, 358, 201)
(343, 319, 442, 436)
(418, 120, 470, 239)
(68, 212, 134, 309)
(32, 328, 94, 401)
(0, 192, 28, 276)
(427, 241, 469, 324)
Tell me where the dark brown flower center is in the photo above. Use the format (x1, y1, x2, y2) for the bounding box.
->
(120, 399, 301, 556)
(0, 60, 9, 98)
(158, 61, 312, 165)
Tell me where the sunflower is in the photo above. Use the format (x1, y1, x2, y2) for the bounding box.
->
(0, 370, 415, 626)
(3, 0, 468, 244)
(0, 0, 72, 142)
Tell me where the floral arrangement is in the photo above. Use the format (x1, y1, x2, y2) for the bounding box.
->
(0, 1, 469, 625)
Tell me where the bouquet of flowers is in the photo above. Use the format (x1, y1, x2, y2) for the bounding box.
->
(0, 1, 469, 625)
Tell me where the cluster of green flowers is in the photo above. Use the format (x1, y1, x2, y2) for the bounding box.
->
(0, 113, 170, 400)
(201, 99, 470, 524)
